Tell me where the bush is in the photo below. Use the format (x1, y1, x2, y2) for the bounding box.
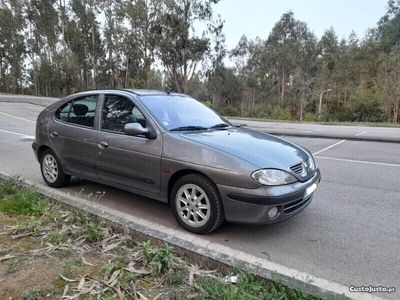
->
(303, 112, 317, 122)
(269, 106, 292, 120)
(202, 100, 213, 108)
(221, 105, 240, 117)
(343, 92, 385, 122)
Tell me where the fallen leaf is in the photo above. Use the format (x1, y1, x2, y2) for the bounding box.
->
(124, 266, 151, 275)
(62, 285, 69, 297)
(81, 256, 96, 267)
(11, 232, 34, 239)
(107, 269, 121, 285)
(152, 293, 163, 300)
(116, 284, 124, 300)
(77, 276, 85, 290)
(136, 291, 148, 300)
(0, 254, 16, 262)
(60, 274, 77, 282)
(102, 242, 121, 253)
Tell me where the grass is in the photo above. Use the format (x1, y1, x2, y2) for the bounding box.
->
(0, 178, 324, 300)
(21, 287, 42, 300)
(0, 187, 49, 216)
(83, 223, 104, 242)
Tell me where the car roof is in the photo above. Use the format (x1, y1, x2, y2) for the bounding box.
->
(124, 89, 187, 97)
(69, 89, 187, 97)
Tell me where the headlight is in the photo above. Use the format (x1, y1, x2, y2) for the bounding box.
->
(251, 169, 297, 186)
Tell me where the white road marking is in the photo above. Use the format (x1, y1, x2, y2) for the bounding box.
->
(0, 128, 35, 140)
(0, 111, 36, 123)
(315, 156, 400, 168)
(312, 139, 346, 156)
(355, 131, 367, 136)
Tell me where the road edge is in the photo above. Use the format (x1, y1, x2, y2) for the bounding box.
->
(1, 95, 398, 143)
(0, 171, 386, 300)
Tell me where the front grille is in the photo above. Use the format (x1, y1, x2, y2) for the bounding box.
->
(305, 158, 311, 168)
(290, 159, 310, 175)
(290, 163, 303, 174)
(283, 196, 312, 214)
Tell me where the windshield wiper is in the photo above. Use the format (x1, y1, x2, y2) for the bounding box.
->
(209, 123, 230, 129)
(170, 126, 209, 131)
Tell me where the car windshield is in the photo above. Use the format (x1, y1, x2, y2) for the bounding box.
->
(140, 95, 230, 131)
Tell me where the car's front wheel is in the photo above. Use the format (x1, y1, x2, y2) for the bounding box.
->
(40, 149, 71, 187)
(170, 174, 224, 234)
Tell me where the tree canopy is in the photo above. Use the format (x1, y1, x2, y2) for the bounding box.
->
(0, 0, 399, 123)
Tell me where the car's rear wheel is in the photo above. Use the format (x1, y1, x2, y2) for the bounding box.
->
(40, 149, 71, 187)
(170, 174, 224, 234)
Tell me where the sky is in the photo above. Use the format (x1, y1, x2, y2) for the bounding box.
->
(214, 0, 388, 49)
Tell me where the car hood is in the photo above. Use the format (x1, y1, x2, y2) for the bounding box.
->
(179, 128, 310, 170)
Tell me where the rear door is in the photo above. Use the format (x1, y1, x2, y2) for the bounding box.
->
(95, 94, 162, 194)
(49, 94, 100, 179)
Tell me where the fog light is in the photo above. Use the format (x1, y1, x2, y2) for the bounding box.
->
(268, 206, 279, 219)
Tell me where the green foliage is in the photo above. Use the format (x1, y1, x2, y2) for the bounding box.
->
(49, 232, 68, 245)
(151, 244, 175, 274)
(101, 260, 124, 278)
(269, 107, 293, 120)
(0, 180, 49, 216)
(83, 223, 104, 243)
(0, 177, 21, 195)
(13, 217, 41, 234)
(198, 272, 315, 300)
(22, 287, 42, 300)
(0, 1, 399, 123)
(138, 240, 155, 264)
(63, 259, 81, 277)
(344, 91, 385, 122)
(202, 100, 213, 108)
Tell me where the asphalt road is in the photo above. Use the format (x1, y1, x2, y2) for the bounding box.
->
(0, 102, 399, 299)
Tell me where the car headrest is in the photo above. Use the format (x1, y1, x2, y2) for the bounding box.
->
(72, 104, 88, 116)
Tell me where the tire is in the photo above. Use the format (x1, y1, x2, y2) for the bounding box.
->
(40, 149, 71, 187)
(170, 173, 225, 234)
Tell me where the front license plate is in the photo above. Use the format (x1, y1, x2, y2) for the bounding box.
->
(305, 183, 318, 198)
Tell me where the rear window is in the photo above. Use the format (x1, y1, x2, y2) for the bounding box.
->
(55, 95, 98, 128)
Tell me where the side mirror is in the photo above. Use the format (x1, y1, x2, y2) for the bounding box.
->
(123, 123, 149, 137)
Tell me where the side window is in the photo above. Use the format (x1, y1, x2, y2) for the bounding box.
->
(55, 95, 98, 128)
(102, 95, 146, 133)
(55, 102, 71, 122)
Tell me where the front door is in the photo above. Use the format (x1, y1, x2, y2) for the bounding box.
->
(49, 94, 100, 179)
(95, 94, 162, 194)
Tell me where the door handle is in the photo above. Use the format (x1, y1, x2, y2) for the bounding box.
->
(50, 131, 58, 137)
(98, 141, 109, 149)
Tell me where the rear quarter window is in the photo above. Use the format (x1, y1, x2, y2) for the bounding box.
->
(55, 95, 98, 128)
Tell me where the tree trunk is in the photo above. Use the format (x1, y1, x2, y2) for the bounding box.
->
(92, 25, 96, 89)
(280, 67, 286, 105)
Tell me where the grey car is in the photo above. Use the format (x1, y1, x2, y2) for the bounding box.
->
(32, 89, 321, 234)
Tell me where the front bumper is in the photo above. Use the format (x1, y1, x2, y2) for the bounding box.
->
(217, 169, 321, 224)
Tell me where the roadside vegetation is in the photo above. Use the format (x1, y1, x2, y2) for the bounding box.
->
(0, 178, 322, 300)
(1, 0, 399, 124)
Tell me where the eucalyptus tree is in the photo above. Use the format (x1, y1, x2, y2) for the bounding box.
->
(67, 0, 103, 89)
(0, 0, 25, 93)
(24, 0, 59, 95)
(153, 0, 222, 93)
